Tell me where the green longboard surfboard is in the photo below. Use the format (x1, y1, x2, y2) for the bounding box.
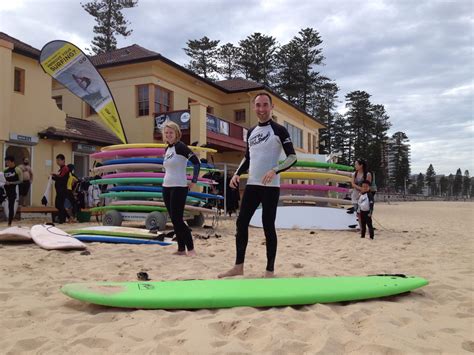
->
(90, 205, 168, 213)
(68, 226, 160, 239)
(99, 191, 202, 203)
(90, 177, 211, 187)
(280, 160, 354, 172)
(61, 275, 428, 310)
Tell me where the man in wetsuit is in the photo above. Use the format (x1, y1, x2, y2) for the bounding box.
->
(3, 156, 22, 226)
(218, 93, 297, 278)
(51, 154, 69, 224)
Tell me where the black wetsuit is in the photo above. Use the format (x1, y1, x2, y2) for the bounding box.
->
(163, 141, 200, 252)
(52, 165, 69, 224)
(358, 192, 375, 239)
(234, 119, 296, 271)
(3, 166, 21, 225)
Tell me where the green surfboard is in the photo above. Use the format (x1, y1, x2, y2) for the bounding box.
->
(90, 205, 168, 213)
(280, 160, 354, 172)
(61, 275, 428, 309)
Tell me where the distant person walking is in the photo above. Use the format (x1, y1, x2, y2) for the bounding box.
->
(51, 154, 69, 224)
(18, 158, 33, 206)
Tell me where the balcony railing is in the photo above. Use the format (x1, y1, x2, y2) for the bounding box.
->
(154, 110, 247, 151)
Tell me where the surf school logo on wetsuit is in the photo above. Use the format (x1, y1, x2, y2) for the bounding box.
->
(165, 152, 175, 161)
(249, 132, 270, 147)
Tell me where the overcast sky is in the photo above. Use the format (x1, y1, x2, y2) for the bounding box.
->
(1, 0, 472, 175)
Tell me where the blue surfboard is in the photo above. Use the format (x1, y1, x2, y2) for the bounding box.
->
(107, 186, 224, 200)
(102, 157, 215, 169)
(73, 235, 174, 245)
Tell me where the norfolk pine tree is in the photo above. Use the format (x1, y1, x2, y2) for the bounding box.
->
(82, 0, 138, 54)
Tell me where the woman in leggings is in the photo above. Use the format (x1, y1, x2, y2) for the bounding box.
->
(162, 121, 200, 256)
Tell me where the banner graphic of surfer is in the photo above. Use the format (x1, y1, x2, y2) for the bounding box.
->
(39, 40, 127, 144)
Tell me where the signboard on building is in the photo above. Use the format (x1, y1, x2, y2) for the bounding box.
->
(73, 143, 97, 153)
(9, 133, 39, 145)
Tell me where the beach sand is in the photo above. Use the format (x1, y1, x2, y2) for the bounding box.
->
(0, 201, 473, 354)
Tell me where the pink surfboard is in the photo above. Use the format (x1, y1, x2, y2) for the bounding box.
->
(91, 148, 165, 160)
(102, 172, 216, 184)
(280, 184, 350, 194)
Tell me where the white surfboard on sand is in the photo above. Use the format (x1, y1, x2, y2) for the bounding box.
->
(31, 225, 86, 250)
(0, 226, 32, 242)
(250, 205, 357, 230)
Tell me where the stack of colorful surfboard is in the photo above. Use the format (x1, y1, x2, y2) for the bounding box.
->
(89, 143, 223, 230)
(243, 160, 357, 230)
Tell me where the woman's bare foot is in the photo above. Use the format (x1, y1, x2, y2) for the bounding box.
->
(173, 250, 187, 256)
(264, 271, 275, 278)
(187, 249, 197, 257)
(218, 264, 244, 278)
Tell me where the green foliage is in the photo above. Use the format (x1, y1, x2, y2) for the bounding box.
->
(425, 164, 436, 195)
(82, 0, 138, 54)
(183, 36, 220, 80)
(238, 33, 278, 86)
(416, 173, 425, 194)
(217, 43, 241, 80)
(453, 168, 463, 196)
(389, 132, 411, 192)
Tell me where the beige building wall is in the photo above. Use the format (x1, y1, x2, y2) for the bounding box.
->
(53, 58, 324, 166)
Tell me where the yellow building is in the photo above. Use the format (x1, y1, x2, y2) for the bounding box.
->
(1, 32, 325, 207)
(53, 44, 325, 165)
(0, 32, 121, 207)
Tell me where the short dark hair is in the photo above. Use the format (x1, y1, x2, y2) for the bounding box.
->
(253, 92, 273, 104)
(56, 154, 65, 161)
(361, 180, 371, 186)
(5, 155, 15, 163)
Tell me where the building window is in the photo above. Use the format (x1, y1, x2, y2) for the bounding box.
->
(234, 109, 246, 122)
(53, 96, 63, 110)
(154, 85, 172, 114)
(137, 85, 150, 116)
(207, 106, 214, 114)
(284, 121, 303, 149)
(14, 67, 25, 93)
(86, 104, 96, 116)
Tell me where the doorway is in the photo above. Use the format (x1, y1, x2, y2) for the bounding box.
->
(73, 153, 89, 179)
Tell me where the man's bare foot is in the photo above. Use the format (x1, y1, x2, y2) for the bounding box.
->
(187, 250, 197, 257)
(173, 250, 187, 256)
(264, 271, 275, 278)
(218, 264, 244, 278)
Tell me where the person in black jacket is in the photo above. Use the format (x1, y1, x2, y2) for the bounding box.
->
(3, 156, 22, 226)
(51, 154, 69, 224)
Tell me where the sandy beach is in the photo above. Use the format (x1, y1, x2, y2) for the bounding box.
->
(0, 201, 472, 354)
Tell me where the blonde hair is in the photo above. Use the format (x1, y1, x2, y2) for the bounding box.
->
(162, 120, 182, 143)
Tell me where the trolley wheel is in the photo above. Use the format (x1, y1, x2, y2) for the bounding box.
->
(188, 212, 205, 227)
(145, 211, 167, 231)
(103, 210, 123, 226)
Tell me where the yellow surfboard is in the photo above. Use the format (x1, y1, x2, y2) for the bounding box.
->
(101, 143, 217, 153)
(241, 171, 351, 183)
